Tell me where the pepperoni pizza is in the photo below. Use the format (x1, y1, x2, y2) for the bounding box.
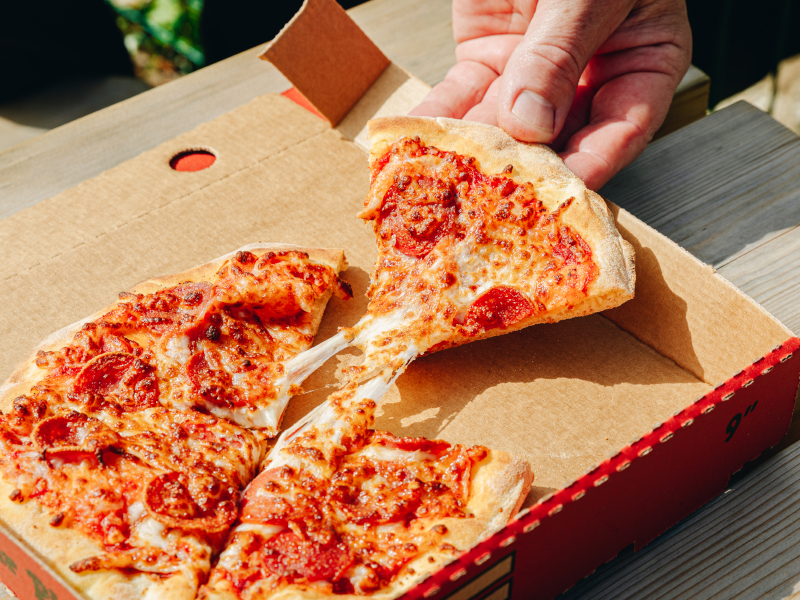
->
(200, 377, 532, 599)
(198, 117, 634, 600)
(0, 117, 636, 600)
(0, 244, 349, 600)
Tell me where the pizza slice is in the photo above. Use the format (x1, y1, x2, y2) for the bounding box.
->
(200, 376, 533, 599)
(0, 244, 349, 600)
(277, 116, 636, 394)
(114, 243, 351, 431)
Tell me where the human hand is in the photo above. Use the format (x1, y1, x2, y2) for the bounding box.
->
(410, 0, 692, 190)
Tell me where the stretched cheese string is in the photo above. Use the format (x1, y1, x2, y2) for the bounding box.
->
(274, 304, 426, 404)
(272, 355, 411, 457)
(276, 329, 353, 391)
(265, 346, 416, 476)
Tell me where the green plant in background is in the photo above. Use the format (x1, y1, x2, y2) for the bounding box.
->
(106, 0, 204, 86)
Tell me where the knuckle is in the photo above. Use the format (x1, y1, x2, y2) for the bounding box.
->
(526, 40, 584, 88)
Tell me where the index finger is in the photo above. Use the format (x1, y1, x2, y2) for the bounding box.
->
(559, 71, 677, 190)
(409, 60, 497, 119)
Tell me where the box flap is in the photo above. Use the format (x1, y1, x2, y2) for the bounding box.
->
(260, 0, 390, 126)
(605, 206, 793, 386)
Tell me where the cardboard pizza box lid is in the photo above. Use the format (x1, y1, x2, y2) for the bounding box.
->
(0, 0, 797, 598)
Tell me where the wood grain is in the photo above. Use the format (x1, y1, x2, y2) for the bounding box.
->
(718, 226, 800, 335)
(560, 439, 800, 600)
(601, 101, 800, 270)
(0, 76, 148, 154)
(601, 100, 800, 336)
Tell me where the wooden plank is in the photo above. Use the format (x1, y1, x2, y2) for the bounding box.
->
(601, 101, 800, 270)
(0, 76, 148, 153)
(559, 440, 800, 600)
(601, 99, 800, 342)
(718, 226, 800, 335)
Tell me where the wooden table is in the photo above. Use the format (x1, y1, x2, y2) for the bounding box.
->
(560, 102, 800, 600)
(1, 0, 798, 599)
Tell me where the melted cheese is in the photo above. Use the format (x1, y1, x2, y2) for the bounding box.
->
(358, 445, 436, 464)
(164, 334, 191, 364)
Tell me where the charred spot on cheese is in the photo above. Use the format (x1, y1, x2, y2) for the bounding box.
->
(204, 325, 221, 341)
(235, 250, 256, 264)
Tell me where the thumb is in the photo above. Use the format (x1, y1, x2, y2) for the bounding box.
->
(496, 0, 633, 143)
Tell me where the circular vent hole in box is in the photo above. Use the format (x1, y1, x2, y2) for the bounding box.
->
(170, 150, 216, 172)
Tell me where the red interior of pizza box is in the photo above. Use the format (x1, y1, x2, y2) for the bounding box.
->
(0, 1, 799, 599)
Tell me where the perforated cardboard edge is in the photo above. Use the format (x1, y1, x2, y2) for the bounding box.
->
(260, 0, 390, 126)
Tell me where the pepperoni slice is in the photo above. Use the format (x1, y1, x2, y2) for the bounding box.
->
(143, 472, 236, 533)
(370, 431, 451, 456)
(260, 531, 352, 582)
(380, 177, 457, 259)
(185, 352, 238, 408)
(240, 469, 318, 525)
(463, 286, 535, 335)
(552, 228, 592, 267)
(31, 414, 119, 454)
(72, 352, 159, 411)
(135, 282, 214, 330)
(100, 334, 134, 354)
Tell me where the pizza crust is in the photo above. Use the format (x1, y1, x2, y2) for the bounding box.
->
(0, 243, 347, 600)
(366, 117, 636, 350)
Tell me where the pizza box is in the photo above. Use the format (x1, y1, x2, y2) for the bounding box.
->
(0, 0, 798, 599)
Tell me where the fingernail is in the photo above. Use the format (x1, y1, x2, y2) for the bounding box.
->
(511, 90, 555, 135)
